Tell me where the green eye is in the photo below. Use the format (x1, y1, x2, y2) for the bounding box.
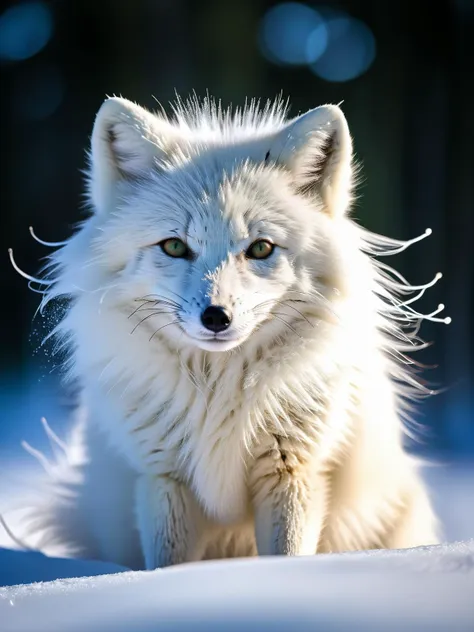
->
(246, 239, 275, 260)
(160, 238, 189, 258)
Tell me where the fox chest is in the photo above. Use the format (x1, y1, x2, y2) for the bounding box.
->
(184, 417, 250, 524)
(136, 393, 251, 524)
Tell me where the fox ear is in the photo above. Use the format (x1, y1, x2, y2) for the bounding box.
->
(268, 105, 353, 217)
(89, 97, 179, 215)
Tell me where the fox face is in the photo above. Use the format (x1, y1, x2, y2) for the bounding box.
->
(99, 160, 327, 353)
(48, 97, 354, 354)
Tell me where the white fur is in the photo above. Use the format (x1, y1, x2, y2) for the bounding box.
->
(13, 95, 447, 569)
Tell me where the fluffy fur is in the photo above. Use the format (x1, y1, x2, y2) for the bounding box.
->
(10, 95, 449, 569)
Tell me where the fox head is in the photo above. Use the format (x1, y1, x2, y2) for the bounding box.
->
(39, 96, 356, 355)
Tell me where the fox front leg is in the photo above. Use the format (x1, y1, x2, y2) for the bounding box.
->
(250, 437, 327, 556)
(135, 474, 196, 569)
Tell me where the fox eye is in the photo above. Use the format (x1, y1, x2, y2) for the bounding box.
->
(159, 238, 189, 258)
(246, 239, 275, 260)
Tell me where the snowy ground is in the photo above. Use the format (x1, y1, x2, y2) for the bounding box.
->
(1, 541, 473, 631)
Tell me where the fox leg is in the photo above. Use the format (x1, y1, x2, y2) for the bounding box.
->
(135, 474, 196, 569)
(249, 435, 327, 556)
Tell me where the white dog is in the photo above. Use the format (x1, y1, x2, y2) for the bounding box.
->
(10, 95, 449, 569)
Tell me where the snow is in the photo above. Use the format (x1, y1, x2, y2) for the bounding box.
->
(0, 541, 473, 632)
(426, 462, 474, 542)
(0, 548, 127, 588)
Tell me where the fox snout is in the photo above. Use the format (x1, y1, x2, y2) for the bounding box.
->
(201, 305, 232, 333)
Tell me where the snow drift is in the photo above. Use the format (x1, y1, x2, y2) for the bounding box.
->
(1, 540, 473, 632)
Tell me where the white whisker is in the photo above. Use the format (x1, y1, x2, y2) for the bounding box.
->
(8, 248, 54, 286)
(21, 441, 54, 476)
(364, 227, 432, 256)
(29, 226, 68, 247)
(41, 417, 68, 460)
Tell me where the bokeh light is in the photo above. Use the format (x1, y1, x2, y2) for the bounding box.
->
(306, 24, 329, 65)
(0, 2, 53, 62)
(258, 3, 376, 82)
(310, 16, 376, 82)
(258, 2, 327, 66)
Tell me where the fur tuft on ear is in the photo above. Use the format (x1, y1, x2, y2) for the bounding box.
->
(269, 104, 353, 217)
(89, 97, 180, 215)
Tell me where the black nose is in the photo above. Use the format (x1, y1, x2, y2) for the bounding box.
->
(201, 305, 232, 333)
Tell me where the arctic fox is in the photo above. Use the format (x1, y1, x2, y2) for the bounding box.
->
(10, 95, 449, 569)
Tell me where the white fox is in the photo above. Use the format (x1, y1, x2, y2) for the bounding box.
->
(10, 95, 449, 569)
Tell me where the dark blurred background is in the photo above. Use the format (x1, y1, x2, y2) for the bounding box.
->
(0, 0, 473, 461)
